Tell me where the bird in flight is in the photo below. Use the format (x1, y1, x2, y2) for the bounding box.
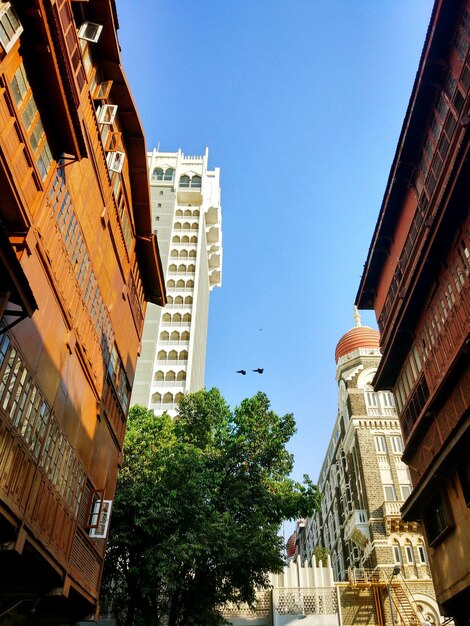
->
(236, 369, 247, 375)
(252, 368, 264, 374)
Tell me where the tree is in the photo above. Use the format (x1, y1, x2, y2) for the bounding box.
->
(101, 389, 321, 626)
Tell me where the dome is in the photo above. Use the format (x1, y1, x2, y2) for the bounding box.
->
(286, 532, 297, 558)
(335, 308, 380, 363)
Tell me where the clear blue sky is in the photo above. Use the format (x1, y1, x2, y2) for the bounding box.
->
(115, 0, 434, 483)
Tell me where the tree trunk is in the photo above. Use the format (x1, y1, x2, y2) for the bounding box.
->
(167, 592, 180, 626)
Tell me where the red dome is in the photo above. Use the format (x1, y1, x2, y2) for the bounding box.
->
(286, 532, 297, 558)
(335, 326, 380, 363)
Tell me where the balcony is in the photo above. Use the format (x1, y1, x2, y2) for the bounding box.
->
(383, 500, 419, 534)
(344, 510, 369, 548)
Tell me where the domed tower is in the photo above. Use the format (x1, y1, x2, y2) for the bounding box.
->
(301, 309, 439, 623)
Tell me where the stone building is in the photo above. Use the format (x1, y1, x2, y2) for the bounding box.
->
(300, 312, 439, 624)
(355, 0, 470, 621)
(131, 148, 222, 416)
(0, 1, 165, 622)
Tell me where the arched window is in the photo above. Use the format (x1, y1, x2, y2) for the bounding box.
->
(167, 280, 175, 288)
(151, 392, 162, 403)
(181, 236, 189, 244)
(417, 540, 427, 563)
(175, 209, 183, 216)
(184, 209, 191, 216)
(179, 175, 190, 188)
(191, 223, 198, 230)
(162, 313, 171, 323)
(180, 250, 188, 258)
(174, 222, 182, 230)
(173, 313, 182, 323)
(175, 392, 184, 403)
(180, 350, 188, 361)
(193, 209, 200, 217)
(172, 236, 180, 243)
(168, 350, 178, 360)
(170, 331, 180, 341)
(155, 371, 164, 381)
(176, 279, 185, 288)
(183, 222, 191, 230)
(168, 264, 177, 273)
(181, 331, 190, 341)
(160, 331, 169, 341)
(393, 540, 402, 564)
(170, 250, 178, 257)
(166, 370, 176, 381)
(183, 313, 191, 323)
(190, 236, 197, 243)
(189, 250, 196, 258)
(191, 175, 201, 188)
(187, 280, 194, 288)
(164, 167, 174, 181)
(178, 264, 186, 273)
(174, 296, 183, 305)
(405, 540, 414, 563)
(184, 296, 193, 304)
(157, 351, 167, 361)
(163, 392, 173, 403)
(166, 295, 173, 304)
(177, 371, 186, 381)
(187, 264, 195, 273)
(152, 167, 163, 181)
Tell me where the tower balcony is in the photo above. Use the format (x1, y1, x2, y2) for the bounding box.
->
(383, 500, 419, 534)
(344, 509, 370, 548)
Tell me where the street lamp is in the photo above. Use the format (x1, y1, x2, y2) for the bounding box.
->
(387, 566, 401, 626)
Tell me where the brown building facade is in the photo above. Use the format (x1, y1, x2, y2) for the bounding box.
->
(0, 1, 165, 623)
(356, 1, 470, 622)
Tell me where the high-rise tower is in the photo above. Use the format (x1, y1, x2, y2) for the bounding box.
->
(131, 149, 222, 416)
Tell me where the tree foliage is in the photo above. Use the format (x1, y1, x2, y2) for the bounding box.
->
(101, 389, 321, 626)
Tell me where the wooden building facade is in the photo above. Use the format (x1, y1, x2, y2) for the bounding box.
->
(0, 0, 165, 622)
(356, 1, 470, 623)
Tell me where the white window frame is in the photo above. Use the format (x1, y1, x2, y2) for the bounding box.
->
(375, 435, 387, 453)
(78, 21, 103, 43)
(417, 544, 427, 563)
(98, 104, 118, 125)
(107, 151, 125, 173)
(391, 435, 404, 453)
(89, 499, 113, 538)
(0, 3, 23, 53)
(384, 485, 396, 501)
(393, 545, 402, 564)
(405, 544, 414, 563)
(400, 484, 412, 500)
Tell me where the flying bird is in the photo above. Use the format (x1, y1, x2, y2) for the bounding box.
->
(236, 369, 247, 375)
(252, 368, 264, 374)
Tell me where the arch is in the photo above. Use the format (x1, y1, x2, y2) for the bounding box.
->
(175, 209, 183, 216)
(155, 371, 164, 381)
(168, 350, 178, 360)
(181, 331, 190, 341)
(170, 250, 178, 257)
(191, 223, 198, 230)
(180, 249, 188, 258)
(179, 175, 190, 188)
(163, 392, 173, 403)
(176, 279, 185, 288)
(193, 209, 200, 216)
(174, 222, 182, 230)
(168, 264, 177, 273)
(189, 250, 196, 258)
(177, 371, 186, 381)
(166, 295, 173, 304)
(167, 279, 175, 288)
(184, 209, 191, 216)
(175, 392, 184, 402)
(162, 313, 171, 323)
(152, 167, 163, 181)
(174, 296, 183, 305)
(170, 331, 180, 341)
(179, 350, 188, 360)
(191, 175, 201, 188)
(187, 264, 195, 273)
(157, 350, 167, 360)
(151, 392, 162, 403)
(187, 279, 194, 288)
(173, 313, 182, 323)
(178, 264, 186, 273)
(356, 367, 378, 390)
(184, 296, 193, 304)
(165, 370, 176, 381)
(172, 235, 180, 243)
(164, 167, 174, 181)
(183, 313, 191, 323)
(183, 222, 191, 230)
(190, 236, 198, 243)
(160, 331, 169, 341)
(181, 236, 190, 244)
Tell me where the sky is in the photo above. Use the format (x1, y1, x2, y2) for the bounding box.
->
(115, 0, 434, 484)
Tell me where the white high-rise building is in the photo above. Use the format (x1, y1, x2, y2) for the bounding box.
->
(131, 148, 222, 416)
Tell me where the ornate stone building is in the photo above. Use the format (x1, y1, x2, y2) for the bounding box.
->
(300, 313, 439, 624)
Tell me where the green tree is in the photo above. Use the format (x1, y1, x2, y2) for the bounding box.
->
(101, 389, 321, 626)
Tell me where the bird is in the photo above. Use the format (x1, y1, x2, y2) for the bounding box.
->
(236, 369, 247, 375)
(252, 368, 264, 374)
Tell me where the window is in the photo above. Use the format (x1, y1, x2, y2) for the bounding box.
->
(375, 435, 386, 453)
(423, 490, 453, 545)
(393, 544, 402, 564)
(98, 104, 118, 125)
(384, 485, 396, 501)
(179, 175, 190, 188)
(78, 21, 103, 43)
(164, 167, 175, 181)
(390, 436, 404, 453)
(400, 484, 412, 500)
(405, 543, 414, 563)
(0, 3, 23, 53)
(93, 80, 113, 100)
(191, 175, 201, 188)
(418, 544, 427, 563)
(107, 151, 125, 173)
